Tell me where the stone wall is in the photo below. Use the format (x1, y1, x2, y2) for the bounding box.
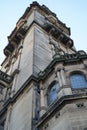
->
(4, 84, 33, 130)
(39, 103, 87, 130)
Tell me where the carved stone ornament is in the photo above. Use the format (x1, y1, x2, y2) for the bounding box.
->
(49, 40, 65, 56)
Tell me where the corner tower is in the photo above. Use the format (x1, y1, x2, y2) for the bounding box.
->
(0, 2, 87, 130)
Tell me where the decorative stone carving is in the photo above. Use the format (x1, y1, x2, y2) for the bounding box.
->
(0, 70, 13, 88)
(4, 43, 15, 57)
(16, 19, 27, 30)
(49, 38, 65, 57)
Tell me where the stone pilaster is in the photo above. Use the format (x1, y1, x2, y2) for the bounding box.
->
(56, 67, 72, 98)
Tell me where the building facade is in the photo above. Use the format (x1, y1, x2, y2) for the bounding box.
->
(0, 2, 87, 130)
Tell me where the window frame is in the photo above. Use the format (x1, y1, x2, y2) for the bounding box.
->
(47, 81, 59, 106)
(70, 72, 87, 90)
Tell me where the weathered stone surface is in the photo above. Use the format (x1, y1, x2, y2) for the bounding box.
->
(33, 26, 52, 74)
(39, 103, 87, 130)
(12, 27, 34, 92)
(9, 87, 33, 130)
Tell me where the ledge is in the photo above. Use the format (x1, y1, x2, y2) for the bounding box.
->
(37, 93, 87, 127)
(4, 1, 70, 57)
(4, 27, 27, 57)
(8, 1, 69, 42)
(4, 43, 14, 57)
(0, 70, 13, 87)
(52, 51, 87, 65)
(43, 21, 72, 47)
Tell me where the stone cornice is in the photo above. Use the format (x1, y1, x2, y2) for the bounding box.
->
(4, 27, 27, 57)
(8, 1, 70, 43)
(17, 1, 70, 33)
(45, 23, 73, 47)
(0, 70, 13, 88)
(4, 1, 70, 58)
(3, 19, 72, 58)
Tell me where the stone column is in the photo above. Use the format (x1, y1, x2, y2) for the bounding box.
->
(56, 67, 72, 98)
(56, 69, 65, 98)
(61, 68, 72, 96)
(60, 68, 66, 86)
(56, 69, 62, 87)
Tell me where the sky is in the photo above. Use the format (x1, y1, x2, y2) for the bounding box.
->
(0, 0, 87, 66)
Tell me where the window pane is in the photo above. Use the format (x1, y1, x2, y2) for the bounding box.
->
(48, 82, 59, 105)
(70, 74, 87, 89)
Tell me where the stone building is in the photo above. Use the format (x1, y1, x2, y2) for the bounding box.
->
(0, 1, 87, 130)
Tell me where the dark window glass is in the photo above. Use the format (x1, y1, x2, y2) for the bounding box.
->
(0, 85, 3, 94)
(48, 82, 59, 105)
(70, 73, 87, 89)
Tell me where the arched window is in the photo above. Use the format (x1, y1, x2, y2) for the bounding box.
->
(48, 81, 59, 106)
(70, 73, 87, 89)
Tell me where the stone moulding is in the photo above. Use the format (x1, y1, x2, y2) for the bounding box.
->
(4, 27, 27, 57)
(4, 1, 70, 57)
(0, 70, 13, 87)
(37, 93, 87, 128)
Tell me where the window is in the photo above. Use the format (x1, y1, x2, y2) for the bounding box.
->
(70, 73, 87, 89)
(0, 85, 3, 94)
(48, 81, 59, 105)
